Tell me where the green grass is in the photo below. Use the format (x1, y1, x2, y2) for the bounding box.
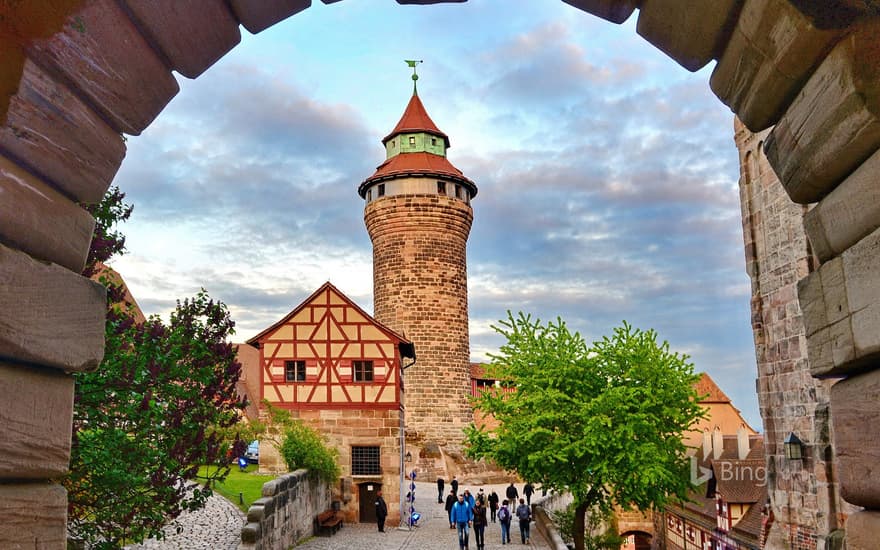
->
(198, 464, 275, 512)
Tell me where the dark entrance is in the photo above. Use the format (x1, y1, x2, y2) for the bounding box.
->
(358, 481, 382, 523)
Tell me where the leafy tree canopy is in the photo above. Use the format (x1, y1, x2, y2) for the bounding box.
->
(65, 187, 246, 548)
(465, 312, 704, 550)
(258, 402, 341, 483)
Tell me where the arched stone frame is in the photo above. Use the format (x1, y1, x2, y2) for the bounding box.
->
(1, 1, 879, 547)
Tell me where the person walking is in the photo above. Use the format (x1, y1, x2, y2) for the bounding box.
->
(498, 499, 512, 544)
(523, 482, 534, 506)
(473, 499, 488, 550)
(516, 498, 532, 544)
(505, 482, 518, 503)
(451, 493, 474, 550)
(464, 489, 476, 512)
(445, 489, 457, 528)
(437, 477, 445, 503)
(375, 490, 388, 533)
(451, 475, 459, 496)
(488, 490, 499, 522)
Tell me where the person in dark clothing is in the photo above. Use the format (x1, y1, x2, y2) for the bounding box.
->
(488, 490, 499, 522)
(451, 475, 459, 496)
(437, 477, 445, 503)
(516, 498, 531, 543)
(473, 499, 488, 550)
(445, 489, 457, 528)
(375, 490, 388, 532)
(505, 482, 518, 502)
(523, 482, 534, 505)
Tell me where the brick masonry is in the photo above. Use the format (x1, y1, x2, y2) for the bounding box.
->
(735, 119, 859, 549)
(365, 194, 474, 457)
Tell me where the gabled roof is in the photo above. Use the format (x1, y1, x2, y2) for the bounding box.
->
(245, 281, 412, 350)
(382, 93, 449, 147)
(694, 372, 732, 403)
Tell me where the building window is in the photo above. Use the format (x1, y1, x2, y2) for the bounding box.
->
(285, 360, 306, 382)
(378, 184, 385, 197)
(366, 189, 372, 202)
(391, 140, 395, 148)
(437, 181, 446, 195)
(455, 185, 462, 199)
(409, 136, 416, 146)
(431, 137, 437, 146)
(354, 360, 374, 382)
(352, 446, 381, 475)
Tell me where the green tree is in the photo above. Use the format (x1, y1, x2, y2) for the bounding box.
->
(255, 402, 341, 483)
(65, 188, 247, 548)
(465, 312, 704, 550)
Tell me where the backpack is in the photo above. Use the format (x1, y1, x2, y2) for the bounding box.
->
(498, 506, 510, 522)
(516, 505, 531, 521)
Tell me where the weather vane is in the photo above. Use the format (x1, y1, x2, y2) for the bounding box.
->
(405, 59, 423, 94)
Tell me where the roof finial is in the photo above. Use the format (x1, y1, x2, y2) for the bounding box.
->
(405, 59, 423, 95)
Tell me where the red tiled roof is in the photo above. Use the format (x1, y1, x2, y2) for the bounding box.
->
(363, 152, 476, 189)
(694, 372, 732, 403)
(382, 93, 449, 146)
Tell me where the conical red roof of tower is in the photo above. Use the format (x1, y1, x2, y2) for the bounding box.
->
(382, 93, 450, 147)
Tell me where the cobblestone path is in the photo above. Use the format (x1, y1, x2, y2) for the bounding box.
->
(124, 493, 245, 550)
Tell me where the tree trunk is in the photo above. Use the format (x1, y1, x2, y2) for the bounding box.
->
(573, 500, 589, 550)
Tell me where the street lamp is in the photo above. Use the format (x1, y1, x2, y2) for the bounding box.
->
(405, 451, 412, 463)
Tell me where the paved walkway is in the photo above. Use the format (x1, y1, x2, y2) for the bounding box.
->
(297, 482, 553, 550)
(124, 481, 554, 550)
(124, 492, 245, 550)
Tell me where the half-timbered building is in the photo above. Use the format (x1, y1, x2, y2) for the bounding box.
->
(242, 281, 414, 524)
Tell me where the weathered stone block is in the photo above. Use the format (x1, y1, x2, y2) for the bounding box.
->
(241, 521, 261, 543)
(0, 59, 125, 204)
(710, 0, 844, 132)
(846, 510, 880, 550)
(560, 0, 638, 24)
(764, 19, 880, 204)
(804, 148, 880, 263)
(27, 0, 179, 135)
(0, 154, 95, 273)
(0, 243, 106, 371)
(228, 0, 311, 34)
(0, 483, 67, 548)
(122, 0, 241, 79)
(801, 226, 880, 376)
(636, 0, 742, 72)
(0, 361, 73, 478)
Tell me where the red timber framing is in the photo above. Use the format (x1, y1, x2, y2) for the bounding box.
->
(246, 282, 414, 411)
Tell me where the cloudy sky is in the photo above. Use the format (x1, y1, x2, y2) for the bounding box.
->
(110, 0, 760, 428)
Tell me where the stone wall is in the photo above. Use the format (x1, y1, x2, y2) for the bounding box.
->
(258, 408, 404, 525)
(239, 469, 331, 550)
(365, 194, 474, 468)
(735, 119, 859, 549)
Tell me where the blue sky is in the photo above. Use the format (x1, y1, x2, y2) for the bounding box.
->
(111, 1, 760, 428)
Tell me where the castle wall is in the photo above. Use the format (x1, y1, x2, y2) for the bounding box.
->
(735, 119, 857, 549)
(365, 193, 474, 454)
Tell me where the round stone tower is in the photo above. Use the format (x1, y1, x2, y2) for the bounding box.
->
(358, 88, 477, 455)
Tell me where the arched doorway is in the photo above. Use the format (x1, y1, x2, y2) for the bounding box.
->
(620, 530, 652, 550)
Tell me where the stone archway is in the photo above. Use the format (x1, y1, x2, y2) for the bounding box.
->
(1, 1, 878, 547)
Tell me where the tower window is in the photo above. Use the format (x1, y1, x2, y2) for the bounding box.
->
(366, 189, 372, 202)
(285, 360, 306, 382)
(354, 360, 374, 382)
(455, 185, 462, 199)
(432, 137, 437, 146)
(437, 181, 446, 195)
(351, 446, 381, 475)
(409, 136, 416, 146)
(378, 184, 385, 197)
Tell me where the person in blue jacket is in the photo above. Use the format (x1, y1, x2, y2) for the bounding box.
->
(451, 493, 474, 550)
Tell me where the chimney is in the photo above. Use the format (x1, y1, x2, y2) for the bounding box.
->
(737, 424, 750, 460)
(712, 427, 723, 460)
(702, 430, 712, 459)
